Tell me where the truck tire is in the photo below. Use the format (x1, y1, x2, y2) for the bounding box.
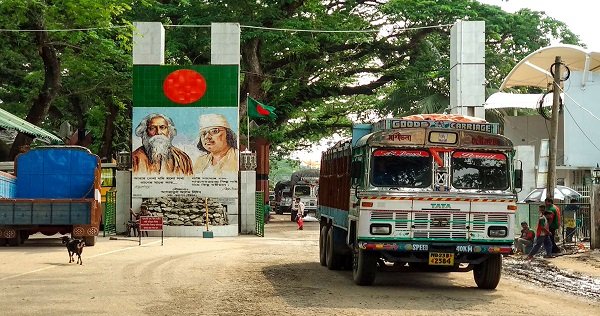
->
(20, 231, 29, 244)
(326, 227, 343, 270)
(84, 236, 96, 246)
(0, 238, 6, 246)
(319, 225, 328, 266)
(473, 254, 502, 289)
(7, 233, 21, 247)
(276, 206, 283, 215)
(353, 247, 377, 286)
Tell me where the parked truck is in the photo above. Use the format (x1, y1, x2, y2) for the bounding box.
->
(318, 114, 522, 289)
(274, 180, 292, 215)
(290, 169, 319, 221)
(0, 146, 102, 246)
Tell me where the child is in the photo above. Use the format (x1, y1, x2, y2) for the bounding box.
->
(526, 205, 554, 260)
(295, 211, 304, 230)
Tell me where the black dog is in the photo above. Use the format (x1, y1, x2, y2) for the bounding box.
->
(61, 236, 85, 265)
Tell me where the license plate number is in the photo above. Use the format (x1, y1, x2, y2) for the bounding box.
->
(428, 252, 454, 266)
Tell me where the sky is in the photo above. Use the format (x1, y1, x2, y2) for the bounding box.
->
(478, 0, 599, 51)
(292, 0, 597, 164)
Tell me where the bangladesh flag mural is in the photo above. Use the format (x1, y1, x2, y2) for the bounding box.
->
(132, 65, 240, 237)
(133, 65, 239, 107)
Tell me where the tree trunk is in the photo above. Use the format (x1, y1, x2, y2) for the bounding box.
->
(9, 6, 61, 159)
(99, 98, 119, 161)
(241, 38, 265, 115)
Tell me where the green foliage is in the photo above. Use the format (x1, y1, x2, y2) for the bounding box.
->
(269, 157, 300, 188)
(0, 0, 584, 159)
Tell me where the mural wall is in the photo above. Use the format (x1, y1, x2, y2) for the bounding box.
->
(132, 65, 239, 229)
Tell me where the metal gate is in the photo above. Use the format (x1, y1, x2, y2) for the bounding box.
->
(103, 191, 117, 237)
(255, 192, 264, 237)
(520, 201, 591, 244)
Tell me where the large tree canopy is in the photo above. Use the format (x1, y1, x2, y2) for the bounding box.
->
(0, 0, 581, 159)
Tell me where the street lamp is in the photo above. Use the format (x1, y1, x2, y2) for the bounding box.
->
(593, 165, 600, 184)
(116, 150, 131, 170)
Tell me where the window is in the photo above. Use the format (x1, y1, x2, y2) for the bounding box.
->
(451, 152, 508, 190)
(371, 149, 432, 188)
(294, 185, 311, 196)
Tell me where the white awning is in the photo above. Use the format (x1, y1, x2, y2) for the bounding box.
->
(501, 44, 600, 90)
(485, 92, 560, 109)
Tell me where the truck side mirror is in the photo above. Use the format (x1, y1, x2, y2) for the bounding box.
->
(514, 169, 523, 189)
(351, 161, 362, 179)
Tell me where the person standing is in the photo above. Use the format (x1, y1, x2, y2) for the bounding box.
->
(544, 197, 561, 254)
(526, 205, 554, 260)
(563, 198, 579, 242)
(515, 221, 535, 254)
(294, 197, 305, 230)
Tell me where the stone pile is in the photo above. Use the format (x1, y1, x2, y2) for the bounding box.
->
(142, 197, 229, 226)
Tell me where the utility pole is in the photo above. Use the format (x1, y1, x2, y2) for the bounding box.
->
(546, 56, 561, 200)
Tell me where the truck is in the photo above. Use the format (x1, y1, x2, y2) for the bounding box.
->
(0, 146, 102, 246)
(290, 169, 319, 221)
(273, 180, 293, 215)
(317, 114, 522, 289)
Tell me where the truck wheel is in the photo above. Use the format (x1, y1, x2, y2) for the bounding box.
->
(353, 246, 377, 285)
(84, 236, 96, 246)
(473, 254, 502, 289)
(0, 238, 6, 246)
(7, 233, 21, 247)
(319, 225, 328, 266)
(20, 231, 29, 244)
(326, 227, 343, 270)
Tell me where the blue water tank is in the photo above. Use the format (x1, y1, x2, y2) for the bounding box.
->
(15, 146, 99, 199)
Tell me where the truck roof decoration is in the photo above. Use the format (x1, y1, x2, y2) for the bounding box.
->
(372, 114, 499, 135)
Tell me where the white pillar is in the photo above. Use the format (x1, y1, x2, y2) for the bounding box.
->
(450, 21, 485, 119)
(116, 170, 132, 233)
(133, 22, 165, 65)
(240, 171, 256, 234)
(211, 23, 241, 65)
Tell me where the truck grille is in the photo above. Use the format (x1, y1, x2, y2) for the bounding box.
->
(471, 213, 509, 232)
(413, 212, 468, 239)
(370, 211, 410, 230)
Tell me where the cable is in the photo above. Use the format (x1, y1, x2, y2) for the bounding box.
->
(0, 23, 452, 33)
(0, 26, 129, 32)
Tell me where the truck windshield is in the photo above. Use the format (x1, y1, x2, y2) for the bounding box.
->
(451, 152, 509, 190)
(371, 149, 432, 188)
(294, 185, 311, 196)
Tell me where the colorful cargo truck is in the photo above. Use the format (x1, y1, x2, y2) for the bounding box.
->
(318, 114, 522, 289)
(0, 146, 102, 246)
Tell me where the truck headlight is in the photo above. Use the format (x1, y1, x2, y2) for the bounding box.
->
(488, 226, 508, 238)
(370, 224, 391, 235)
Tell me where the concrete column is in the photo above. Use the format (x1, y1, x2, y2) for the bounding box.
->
(211, 23, 241, 65)
(450, 21, 485, 119)
(240, 171, 257, 234)
(116, 170, 132, 233)
(133, 22, 165, 65)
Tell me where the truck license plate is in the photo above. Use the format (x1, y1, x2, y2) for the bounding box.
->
(428, 252, 454, 266)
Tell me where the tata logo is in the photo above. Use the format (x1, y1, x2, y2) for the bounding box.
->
(431, 203, 451, 209)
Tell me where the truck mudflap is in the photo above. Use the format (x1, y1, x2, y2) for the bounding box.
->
(358, 241, 512, 255)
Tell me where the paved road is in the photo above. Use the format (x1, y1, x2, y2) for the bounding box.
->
(0, 217, 598, 315)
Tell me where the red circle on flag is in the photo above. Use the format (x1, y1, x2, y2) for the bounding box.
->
(163, 69, 207, 104)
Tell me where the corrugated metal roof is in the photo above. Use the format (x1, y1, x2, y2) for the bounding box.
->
(0, 108, 63, 144)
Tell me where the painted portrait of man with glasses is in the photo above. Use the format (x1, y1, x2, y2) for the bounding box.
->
(194, 113, 239, 175)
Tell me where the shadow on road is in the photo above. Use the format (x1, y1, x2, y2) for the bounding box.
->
(262, 261, 498, 311)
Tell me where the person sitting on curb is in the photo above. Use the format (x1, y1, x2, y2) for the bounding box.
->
(515, 221, 535, 254)
(527, 205, 555, 261)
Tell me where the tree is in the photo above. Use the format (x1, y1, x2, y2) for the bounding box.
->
(0, 0, 133, 160)
(128, 0, 580, 155)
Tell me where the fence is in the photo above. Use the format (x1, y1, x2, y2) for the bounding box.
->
(255, 192, 264, 237)
(102, 191, 117, 237)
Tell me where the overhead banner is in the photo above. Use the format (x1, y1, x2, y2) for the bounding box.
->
(132, 65, 239, 229)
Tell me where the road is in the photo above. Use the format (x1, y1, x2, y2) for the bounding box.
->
(0, 216, 598, 316)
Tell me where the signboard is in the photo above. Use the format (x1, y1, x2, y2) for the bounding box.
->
(139, 216, 164, 231)
(374, 118, 499, 134)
